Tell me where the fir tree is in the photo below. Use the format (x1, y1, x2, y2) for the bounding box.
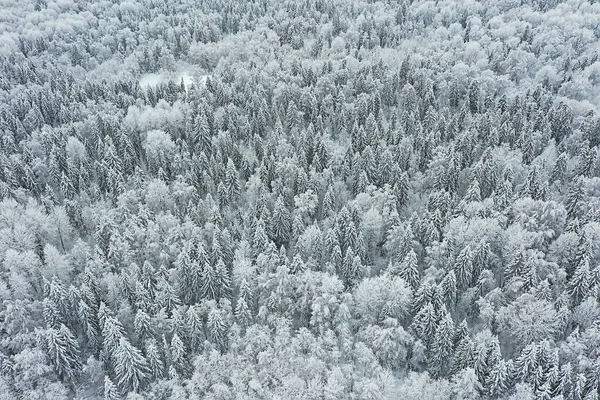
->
(566, 177, 585, 220)
(551, 152, 568, 184)
(208, 307, 228, 352)
(39, 324, 82, 382)
(454, 245, 474, 290)
(430, 311, 455, 377)
(144, 338, 164, 379)
(398, 249, 420, 291)
(113, 337, 149, 392)
(104, 376, 120, 400)
(569, 258, 591, 303)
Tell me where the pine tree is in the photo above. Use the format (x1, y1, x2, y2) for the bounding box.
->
(454, 245, 474, 290)
(235, 296, 252, 328)
(191, 113, 211, 152)
(175, 245, 201, 304)
(398, 249, 420, 291)
(224, 158, 240, 202)
(575, 230, 593, 269)
(144, 338, 164, 379)
(113, 337, 149, 392)
(442, 270, 458, 305)
(217, 182, 228, 208)
(504, 249, 525, 282)
(155, 278, 182, 314)
(346, 254, 363, 288)
(330, 244, 343, 272)
(569, 258, 591, 303)
(411, 302, 438, 347)
(208, 307, 228, 352)
(134, 281, 152, 313)
(556, 362, 573, 398)
(78, 299, 100, 349)
(290, 254, 306, 274)
(104, 376, 120, 400)
(39, 324, 82, 382)
(140, 261, 157, 299)
(253, 219, 270, 258)
(566, 177, 585, 220)
(45, 277, 71, 324)
(495, 178, 513, 208)
(186, 305, 205, 352)
(212, 235, 225, 267)
(468, 80, 480, 114)
(472, 240, 491, 280)
(486, 359, 513, 396)
(170, 333, 189, 377)
(102, 315, 126, 355)
(201, 262, 218, 300)
(464, 178, 482, 202)
(43, 297, 62, 328)
(573, 373, 586, 400)
(292, 213, 305, 240)
(577, 144, 596, 177)
(430, 311, 455, 376)
(551, 152, 568, 184)
(214, 258, 231, 299)
(413, 281, 435, 312)
(584, 359, 600, 398)
(134, 309, 153, 344)
(514, 342, 538, 382)
(322, 185, 336, 217)
(394, 172, 410, 208)
(452, 335, 475, 374)
(522, 134, 536, 165)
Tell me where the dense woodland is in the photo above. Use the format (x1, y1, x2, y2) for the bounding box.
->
(1, 0, 600, 398)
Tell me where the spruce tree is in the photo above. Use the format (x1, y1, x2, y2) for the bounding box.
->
(104, 376, 120, 400)
(398, 249, 420, 291)
(430, 311, 455, 377)
(144, 338, 164, 379)
(39, 324, 82, 382)
(113, 337, 149, 392)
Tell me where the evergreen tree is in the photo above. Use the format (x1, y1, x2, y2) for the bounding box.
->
(39, 324, 82, 382)
(224, 158, 240, 203)
(144, 338, 164, 380)
(566, 177, 585, 220)
(430, 311, 455, 377)
(569, 258, 591, 303)
(398, 249, 420, 291)
(411, 302, 438, 347)
(134, 310, 153, 344)
(454, 245, 474, 290)
(214, 258, 231, 299)
(464, 178, 482, 202)
(322, 185, 336, 217)
(102, 314, 126, 356)
(486, 359, 513, 396)
(169, 333, 189, 377)
(235, 297, 252, 328)
(468, 80, 480, 114)
(441, 270, 458, 305)
(113, 337, 149, 392)
(201, 262, 218, 300)
(394, 172, 410, 208)
(104, 376, 121, 400)
(551, 152, 568, 184)
(208, 307, 228, 352)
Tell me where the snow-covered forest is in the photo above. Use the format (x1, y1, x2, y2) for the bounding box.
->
(1, 0, 600, 399)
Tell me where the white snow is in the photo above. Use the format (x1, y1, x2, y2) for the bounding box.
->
(139, 73, 162, 88)
(139, 71, 208, 89)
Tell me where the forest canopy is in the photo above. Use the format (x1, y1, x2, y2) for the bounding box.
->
(0, 0, 600, 399)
